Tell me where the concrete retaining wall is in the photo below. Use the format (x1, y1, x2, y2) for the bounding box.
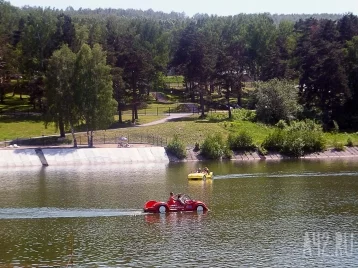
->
(0, 147, 169, 167)
(0, 149, 43, 167)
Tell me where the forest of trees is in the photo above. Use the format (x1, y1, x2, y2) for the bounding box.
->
(1, 0, 358, 138)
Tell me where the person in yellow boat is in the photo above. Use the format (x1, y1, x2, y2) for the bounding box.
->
(197, 168, 202, 173)
(203, 167, 210, 175)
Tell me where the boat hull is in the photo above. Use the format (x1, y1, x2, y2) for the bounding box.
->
(188, 172, 213, 180)
(144, 199, 208, 213)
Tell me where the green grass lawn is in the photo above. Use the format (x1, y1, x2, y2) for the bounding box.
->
(113, 114, 167, 125)
(163, 75, 184, 83)
(93, 114, 358, 148)
(0, 93, 32, 112)
(323, 131, 358, 147)
(0, 115, 58, 140)
(96, 115, 228, 146)
(0, 96, 173, 140)
(1, 94, 357, 148)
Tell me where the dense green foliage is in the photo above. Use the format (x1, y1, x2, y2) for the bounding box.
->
(1, 1, 358, 148)
(262, 120, 326, 157)
(166, 134, 186, 159)
(200, 133, 231, 159)
(228, 131, 255, 151)
(45, 44, 116, 146)
(254, 79, 302, 124)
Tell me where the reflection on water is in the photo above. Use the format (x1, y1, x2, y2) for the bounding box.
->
(144, 211, 208, 225)
(1, 159, 358, 267)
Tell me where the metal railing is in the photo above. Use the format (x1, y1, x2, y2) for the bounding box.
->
(119, 104, 199, 115)
(0, 133, 168, 148)
(75, 132, 168, 147)
(0, 107, 41, 117)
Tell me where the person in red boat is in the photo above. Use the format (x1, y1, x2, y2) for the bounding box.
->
(168, 192, 176, 205)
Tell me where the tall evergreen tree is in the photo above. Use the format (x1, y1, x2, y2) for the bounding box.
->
(295, 19, 350, 128)
(116, 31, 155, 123)
(171, 21, 217, 116)
(343, 36, 358, 128)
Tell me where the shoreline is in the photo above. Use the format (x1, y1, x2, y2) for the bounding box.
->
(180, 146, 358, 162)
(1, 144, 358, 166)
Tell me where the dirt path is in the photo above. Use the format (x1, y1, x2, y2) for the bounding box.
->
(137, 113, 192, 127)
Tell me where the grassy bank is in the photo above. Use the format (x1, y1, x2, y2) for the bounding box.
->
(102, 115, 357, 148)
(1, 94, 357, 148)
(1, 112, 357, 148)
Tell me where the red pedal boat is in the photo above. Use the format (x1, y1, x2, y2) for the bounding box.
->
(143, 194, 209, 213)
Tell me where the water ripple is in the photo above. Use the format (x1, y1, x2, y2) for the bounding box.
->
(214, 171, 358, 180)
(0, 208, 144, 219)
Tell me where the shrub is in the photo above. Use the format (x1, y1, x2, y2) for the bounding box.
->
(228, 131, 255, 151)
(333, 139, 345, 151)
(232, 109, 257, 122)
(285, 119, 322, 132)
(347, 137, 354, 147)
(166, 135, 186, 159)
(194, 142, 200, 152)
(281, 134, 305, 157)
(262, 120, 326, 156)
(332, 120, 339, 133)
(257, 144, 267, 156)
(200, 133, 226, 159)
(255, 79, 302, 124)
(302, 130, 326, 153)
(262, 129, 285, 151)
(276, 120, 287, 129)
(207, 112, 227, 122)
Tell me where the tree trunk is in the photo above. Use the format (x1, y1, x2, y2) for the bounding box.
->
(200, 85, 205, 117)
(0, 84, 4, 103)
(131, 73, 137, 123)
(135, 105, 138, 120)
(88, 130, 94, 148)
(118, 103, 122, 123)
(237, 83, 242, 106)
(210, 81, 215, 94)
(191, 82, 195, 102)
(59, 116, 65, 137)
(70, 124, 77, 148)
(187, 82, 195, 102)
(132, 108, 135, 124)
(19, 78, 23, 100)
(224, 83, 232, 119)
(227, 96, 232, 119)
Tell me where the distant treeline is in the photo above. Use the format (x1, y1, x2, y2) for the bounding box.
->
(0, 0, 357, 132)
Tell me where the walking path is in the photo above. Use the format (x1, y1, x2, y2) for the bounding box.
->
(138, 113, 192, 127)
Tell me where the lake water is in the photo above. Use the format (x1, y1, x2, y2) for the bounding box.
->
(1, 159, 358, 267)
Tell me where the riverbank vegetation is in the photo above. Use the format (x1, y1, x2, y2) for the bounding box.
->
(0, 2, 358, 153)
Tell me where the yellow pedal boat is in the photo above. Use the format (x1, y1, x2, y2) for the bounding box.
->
(188, 172, 214, 180)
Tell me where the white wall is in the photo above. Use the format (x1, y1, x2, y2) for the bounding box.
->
(0, 147, 169, 167)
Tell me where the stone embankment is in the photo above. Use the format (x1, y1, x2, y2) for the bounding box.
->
(1, 144, 358, 167)
(185, 147, 358, 161)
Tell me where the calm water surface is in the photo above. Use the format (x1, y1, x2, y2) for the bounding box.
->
(1, 159, 358, 267)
